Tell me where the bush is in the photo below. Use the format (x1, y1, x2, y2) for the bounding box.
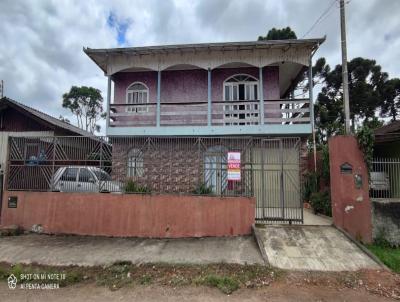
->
(124, 179, 150, 193)
(192, 183, 213, 195)
(302, 172, 319, 202)
(310, 191, 332, 217)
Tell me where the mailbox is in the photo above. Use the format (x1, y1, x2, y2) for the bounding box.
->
(340, 162, 353, 174)
(8, 196, 18, 208)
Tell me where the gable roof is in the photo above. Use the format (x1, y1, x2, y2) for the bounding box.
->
(374, 120, 400, 143)
(0, 97, 94, 137)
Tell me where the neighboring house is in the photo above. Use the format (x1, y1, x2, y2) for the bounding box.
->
(84, 39, 324, 223)
(374, 120, 400, 158)
(373, 121, 400, 199)
(0, 96, 93, 178)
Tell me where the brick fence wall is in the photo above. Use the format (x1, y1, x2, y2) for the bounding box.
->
(0, 191, 255, 238)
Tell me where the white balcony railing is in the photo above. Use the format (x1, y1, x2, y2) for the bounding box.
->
(109, 99, 310, 127)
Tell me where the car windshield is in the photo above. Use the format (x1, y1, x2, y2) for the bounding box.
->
(92, 169, 112, 181)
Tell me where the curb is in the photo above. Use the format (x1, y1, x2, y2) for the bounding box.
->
(251, 224, 270, 266)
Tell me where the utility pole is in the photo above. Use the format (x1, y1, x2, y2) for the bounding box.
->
(0, 80, 3, 98)
(340, 0, 351, 134)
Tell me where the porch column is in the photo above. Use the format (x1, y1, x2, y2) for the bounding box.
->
(259, 67, 264, 124)
(106, 76, 111, 130)
(207, 68, 212, 126)
(156, 70, 161, 127)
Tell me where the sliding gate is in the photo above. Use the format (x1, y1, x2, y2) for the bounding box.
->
(253, 138, 303, 224)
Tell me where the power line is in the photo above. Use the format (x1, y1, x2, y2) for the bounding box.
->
(302, 0, 337, 38)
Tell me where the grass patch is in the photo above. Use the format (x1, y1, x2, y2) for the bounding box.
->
(0, 263, 85, 287)
(0, 262, 277, 293)
(367, 244, 400, 273)
(197, 274, 239, 294)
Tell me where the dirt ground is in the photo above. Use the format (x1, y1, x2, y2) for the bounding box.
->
(0, 281, 396, 302)
(0, 265, 399, 301)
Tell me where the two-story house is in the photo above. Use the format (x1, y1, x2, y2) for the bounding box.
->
(84, 38, 324, 223)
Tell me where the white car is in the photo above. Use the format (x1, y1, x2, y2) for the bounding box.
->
(370, 172, 390, 191)
(53, 166, 122, 193)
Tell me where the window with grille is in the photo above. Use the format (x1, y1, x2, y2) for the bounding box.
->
(126, 82, 149, 113)
(127, 148, 144, 177)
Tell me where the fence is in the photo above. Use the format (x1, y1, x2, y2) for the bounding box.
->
(370, 157, 400, 199)
(6, 136, 303, 223)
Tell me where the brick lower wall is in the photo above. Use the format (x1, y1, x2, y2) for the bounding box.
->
(0, 191, 255, 238)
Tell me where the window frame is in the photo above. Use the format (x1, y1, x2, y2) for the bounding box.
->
(222, 74, 259, 102)
(125, 82, 149, 113)
(127, 148, 144, 177)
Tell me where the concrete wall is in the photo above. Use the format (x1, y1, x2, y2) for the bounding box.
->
(372, 199, 400, 246)
(329, 135, 372, 243)
(0, 191, 255, 238)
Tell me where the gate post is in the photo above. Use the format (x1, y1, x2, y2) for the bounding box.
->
(329, 135, 372, 243)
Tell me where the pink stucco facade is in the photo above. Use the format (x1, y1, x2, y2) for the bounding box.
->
(113, 66, 280, 105)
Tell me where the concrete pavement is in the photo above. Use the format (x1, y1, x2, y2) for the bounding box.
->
(253, 225, 380, 271)
(0, 234, 265, 266)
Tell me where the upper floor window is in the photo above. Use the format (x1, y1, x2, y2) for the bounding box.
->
(126, 82, 149, 113)
(223, 74, 259, 126)
(223, 74, 258, 101)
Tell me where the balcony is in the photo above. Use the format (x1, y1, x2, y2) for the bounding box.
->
(108, 99, 311, 136)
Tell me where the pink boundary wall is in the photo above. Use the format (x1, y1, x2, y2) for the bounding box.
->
(329, 135, 372, 243)
(0, 191, 255, 238)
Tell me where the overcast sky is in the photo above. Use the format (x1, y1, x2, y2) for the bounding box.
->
(0, 0, 399, 133)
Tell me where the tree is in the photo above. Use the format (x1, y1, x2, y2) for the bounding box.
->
(62, 86, 106, 134)
(258, 27, 297, 41)
(314, 57, 388, 143)
(380, 78, 400, 121)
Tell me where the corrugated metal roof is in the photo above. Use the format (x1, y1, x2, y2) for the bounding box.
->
(84, 38, 325, 55)
(84, 38, 325, 73)
(0, 97, 95, 137)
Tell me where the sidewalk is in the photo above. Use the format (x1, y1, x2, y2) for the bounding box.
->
(0, 234, 264, 266)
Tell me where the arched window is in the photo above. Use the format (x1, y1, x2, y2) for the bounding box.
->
(223, 74, 259, 125)
(223, 74, 258, 101)
(126, 82, 149, 113)
(127, 148, 144, 177)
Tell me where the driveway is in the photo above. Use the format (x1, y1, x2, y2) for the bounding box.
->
(254, 225, 381, 271)
(0, 234, 264, 266)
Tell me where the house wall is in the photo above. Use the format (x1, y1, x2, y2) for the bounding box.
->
(113, 66, 280, 104)
(0, 108, 51, 132)
(111, 137, 252, 194)
(1, 191, 255, 238)
(374, 141, 400, 158)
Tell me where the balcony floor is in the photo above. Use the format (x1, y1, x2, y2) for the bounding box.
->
(106, 124, 312, 136)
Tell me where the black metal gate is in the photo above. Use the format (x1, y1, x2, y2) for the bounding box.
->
(253, 138, 303, 224)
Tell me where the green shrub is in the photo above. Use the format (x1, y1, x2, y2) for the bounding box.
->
(302, 172, 320, 202)
(124, 179, 150, 193)
(192, 183, 213, 195)
(310, 191, 332, 216)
